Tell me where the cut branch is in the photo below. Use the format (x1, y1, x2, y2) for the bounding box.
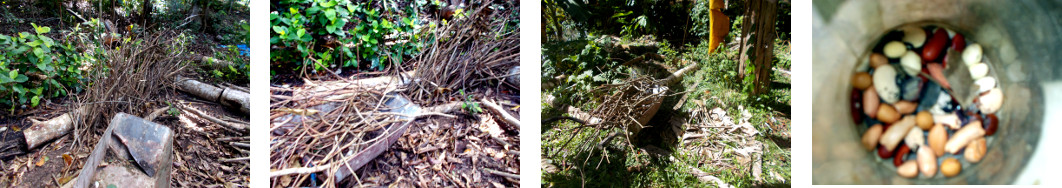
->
(24, 106, 89, 149)
(479, 98, 520, 130)
(176, 76, 249, 113)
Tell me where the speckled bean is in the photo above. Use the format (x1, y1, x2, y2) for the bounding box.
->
(873, 66, 901, 104)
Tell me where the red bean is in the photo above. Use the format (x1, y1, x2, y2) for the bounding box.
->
(878, 144, 895, 159)
(984, 114, 999, 136)
(952, 33, 966, 53)
(893, 144, 910, 167)
(851, 89, 863, 123)
(922, 29, 949, 62)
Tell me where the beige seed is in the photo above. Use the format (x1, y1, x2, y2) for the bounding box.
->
(916, 111, 933, 130)
(880, 115, 916, 152)
(897, 160, 919, 178)
(965, 137, 987, 163)
(917, 146, 937, 177)
(862, 124, 884, 151)
(945, 121, 985, 154)
(941, 158, 962, 177)
(929, 123, 948, 156)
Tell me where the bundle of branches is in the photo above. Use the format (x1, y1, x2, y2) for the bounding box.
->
(547, 61, 698, 166)
(270, 73, 520, 187)
(270, 87, 405, 187)
(403, 0, 520, 105)
(549, 76, 664, 160)
(72, 30, 189, 148)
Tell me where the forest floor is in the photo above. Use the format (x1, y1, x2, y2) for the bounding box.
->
(0, 2, 249, 187)
(267, 1, 520, 187)
(542, 36, 791, 187)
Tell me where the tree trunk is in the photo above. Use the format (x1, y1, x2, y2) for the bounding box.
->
(139, 0, 153, 28)
(738, 0, 778, 95)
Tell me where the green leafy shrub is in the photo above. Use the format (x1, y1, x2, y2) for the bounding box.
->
(0, 23, 87, 110)
(203, 45, 250, 84)
(542, 36, 631, 107)
(270, 0, 422, 74)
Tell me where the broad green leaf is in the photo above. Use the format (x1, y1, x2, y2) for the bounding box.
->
(39, 36, 54, 48)
(297, 28, 306, 38)
(30, 96, 39, 107)
(272, 26, 286, 35)
(326, 25, 336, 34)
(324, 9, 337, 21)
(382, 20, 393, 29)
(26, 40, 41, 47)
(322, 0, 338, 8)
(14, 74, 28, 83)
(0, 74, 12, 84)
(403, 17, 413, 26)
(12, 85, 24, 94)
(12, 46, 29, 54)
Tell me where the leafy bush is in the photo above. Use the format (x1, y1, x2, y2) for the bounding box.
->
(0, 23, 87, 110)
(203, 45, 250, 83)
(542, 36, 631, 107)
(270, 0, 422, 74)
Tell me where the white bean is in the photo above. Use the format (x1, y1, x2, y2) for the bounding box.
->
(975, 77, 997, 93)
(963, 43, 983, 66)
(979, 88, 1004, 114)
(902, 26, 927, 48)
(884, 41, 907, 58)
(900, 51, 922, 76)
(969, 63, 989, 80)
(905, 126, 924, 149)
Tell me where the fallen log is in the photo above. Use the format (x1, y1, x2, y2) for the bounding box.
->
(186, 55, 240, 72)
(25, 106, 88, 149)
(175, 76, 249, 113)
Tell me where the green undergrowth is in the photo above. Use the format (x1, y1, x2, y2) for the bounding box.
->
(270, 0, 424, 76)
(199, 44, 250, 84)
(0, 23, 90, 111)
(542, 37, 791, 186)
